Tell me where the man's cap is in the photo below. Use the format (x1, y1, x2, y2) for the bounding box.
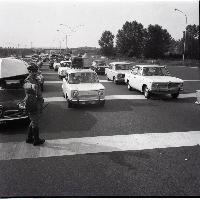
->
(27, 62, 38, 72)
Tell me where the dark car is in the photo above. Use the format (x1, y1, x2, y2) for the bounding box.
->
(0, 77, 29, 124)
(91, 60, 108, 75)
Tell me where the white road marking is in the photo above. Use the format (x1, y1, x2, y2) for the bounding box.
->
(44, 93, 197, 102)
(0, 131, 199, 161)
(190, 67, 199, 69)
(184, 80, 200, 82)
(44, 80, 200, 84)
(42, 72, 58, 75)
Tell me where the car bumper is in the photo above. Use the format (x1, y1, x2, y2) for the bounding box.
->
(150, 87, 183, 94)
(69, 99, 105, 105)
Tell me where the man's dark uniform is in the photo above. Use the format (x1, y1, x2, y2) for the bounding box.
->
(24, 63, 45, 146)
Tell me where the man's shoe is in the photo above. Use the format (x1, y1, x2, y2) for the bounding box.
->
(26, 125, 34, 144)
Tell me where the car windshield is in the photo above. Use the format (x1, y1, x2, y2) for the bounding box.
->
(96, 61, 106, 66)
(68, 72, 99, 84)
(61, 62, 71, 67)
(143, 67, 170, 76)
(115, 64, 132, 70)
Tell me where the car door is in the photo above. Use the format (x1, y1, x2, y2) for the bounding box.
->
(106, 64, 112, 79)
(129, 66, 140, 90)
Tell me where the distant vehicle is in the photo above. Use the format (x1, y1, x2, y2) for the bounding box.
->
(49, 54, 59, 69)
(62, 69, 105, 108)
(53, 62, 61, 71)
(124, 65, 184, 99)
(105, 62, 133, 84)
(0, 58, 29, 124)
(58, 60, 72, 79)
(91, 60, 108, 75)
(71, 56, 84, 69)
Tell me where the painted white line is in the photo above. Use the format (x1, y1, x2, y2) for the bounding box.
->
(184, 80, 200, 82)
(44, 93, 197, 102)
(45, 80, 110, 84)
(0, 131, 199, 161)
(44, 80, 200, 84)
(42, 72, 58, 75)
(45, 81, 62, 83)
(190, 67, 199, 69)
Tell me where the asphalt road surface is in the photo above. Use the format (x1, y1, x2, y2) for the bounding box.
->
(0, 62, 200, 197)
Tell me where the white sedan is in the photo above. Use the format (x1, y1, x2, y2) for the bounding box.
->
(62, 69, 105, 108)
(125, 65, 184, 98)
(58, 60, 72, 79)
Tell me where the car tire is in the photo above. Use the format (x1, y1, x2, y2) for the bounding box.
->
(67, 100, 74, 108)
(171, 92, 179, 99)
(113, 77, 118, 84)
(99, 100, 105, 107)
(107, 76, 110, 81)
(128, 83, 132, 91)
(143, 86, 151, 99)
(58, 75, 61, 79)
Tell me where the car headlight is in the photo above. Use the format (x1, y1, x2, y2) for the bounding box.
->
(72, 90, 79, 97)
(151, 83, 159, 89)
(18, 101, 26, 110)
(98, 89, 104, 96)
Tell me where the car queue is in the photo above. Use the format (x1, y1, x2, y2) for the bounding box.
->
(0, 53, 185, 125)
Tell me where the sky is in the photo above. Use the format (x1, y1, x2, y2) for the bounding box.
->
(0, 0, 199, 48)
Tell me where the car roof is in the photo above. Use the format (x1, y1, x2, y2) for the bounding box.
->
(135, 65, 165, 68)
(94, 60, 106, 62)
(110, 61, 131, 65)
(67, 68, 95, 73)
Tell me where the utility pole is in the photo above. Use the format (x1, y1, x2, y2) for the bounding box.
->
(174, 8, 188, 62)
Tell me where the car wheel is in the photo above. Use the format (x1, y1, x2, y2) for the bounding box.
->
(113, 77, 118, 84)
(58, 75, 61, 79)
(171, 92, 179, 99)
(67, 100, 74, 108)
(99, 100, 105, 107)
(143, 86, 151, 99)
(128, 83, 132, 91)
(107, 76, 110, 81)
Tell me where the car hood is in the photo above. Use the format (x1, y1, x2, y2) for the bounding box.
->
(116, 70, 131, 74)
(0, 89, 25, 109)
(144, 76, 183, 83)
(69, 83, 105, 91)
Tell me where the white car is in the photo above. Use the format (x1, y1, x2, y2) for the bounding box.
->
(62, 69, 105, 108)
(125, 65, 184, 99)
(58, 60, 72, 79)
(53, 62, 60, 71)
(105, 62, 132, 84)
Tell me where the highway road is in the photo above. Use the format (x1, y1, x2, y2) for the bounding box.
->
(0, 63, 200, 197)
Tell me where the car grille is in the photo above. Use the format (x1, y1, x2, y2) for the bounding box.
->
(78, 90, 99, 100)
(156, 83, 180, 89)
(3, 109, 25, 119)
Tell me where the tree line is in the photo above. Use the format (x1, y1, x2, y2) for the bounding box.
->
(98, 21, 199, 60)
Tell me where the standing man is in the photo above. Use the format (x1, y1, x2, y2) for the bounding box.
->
(24, 62, 45, 146)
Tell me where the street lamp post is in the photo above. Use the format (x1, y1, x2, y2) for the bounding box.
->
(174, 8, 188, 62)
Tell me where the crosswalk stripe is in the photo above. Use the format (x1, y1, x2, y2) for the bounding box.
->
(44, 80, 200, 84)
(0, 131, 199, 161)
(44, 93, 197, 102)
